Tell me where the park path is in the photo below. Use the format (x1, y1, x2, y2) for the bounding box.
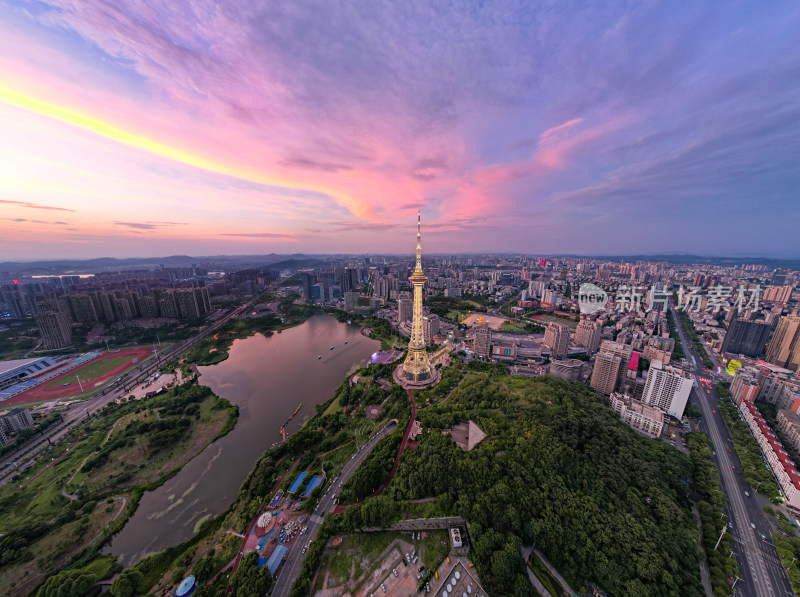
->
(63, 414, 121, 495)
(20, 432, 85, 490)
(534, 548, 577, 596)
(370, 388, 415, 498)
(521, 546, 553, 597)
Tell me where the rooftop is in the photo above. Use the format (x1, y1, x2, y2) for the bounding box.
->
(0, 358, 40, 376)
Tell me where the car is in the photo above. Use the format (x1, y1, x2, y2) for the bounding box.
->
(745, 491, 750, 497)
(751, 523, 756, 529)
(393, 569, 398, 577)
(713, 410, 717, 413)
(418, 566, 425, 572)
(381, 583, 386, 593)
(732, 465, 736, 469)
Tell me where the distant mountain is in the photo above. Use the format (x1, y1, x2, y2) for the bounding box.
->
(1, 252, 796, 276)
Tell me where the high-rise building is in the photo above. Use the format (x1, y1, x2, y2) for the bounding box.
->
(0, 408, 34, 433)
(599, 340, 634, 390)
(397, 298, 413, 323)
(374, 275, 390, 300)
(777, 409, 800, 454)
(114, 297, 134, 321)
(642, 361, 693, 419)
(766, 315, 800, 372)
(543, 321, 570, 357)
(66, 294, 98, 327)
(138, 295, 159, 319)
(159, 293, 179, 319)
(721, 319, 772, 357)
(730, 369, 759, 405)
(474, 317, 492, 359)
(590, 351, 622, 395)
(422, 315, 440, 345)
(342, 267, 358, 293)
(344, 291, 359, 313)
(399, 213, 434, 384)
(528, 280, 545, 298)
(35, 299, 72, 349)
(92, 291, 116, 322)
(758, 374, 800, 410)
(575, 320, 602, 352)
(194, 287, 211, 314)
(300, 272, 313, 303)
(763, 285, 793, 304)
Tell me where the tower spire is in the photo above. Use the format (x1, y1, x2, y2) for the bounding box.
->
(415, 210, 423, 273)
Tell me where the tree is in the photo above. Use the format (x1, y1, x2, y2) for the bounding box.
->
(110, 568, 143, 597)
(388, 375, 704, 597)
(228, 552, 273, 597)
(684, 402, 702, 419)
(193, 553, 216, 583)
(37, 569, 98, 597)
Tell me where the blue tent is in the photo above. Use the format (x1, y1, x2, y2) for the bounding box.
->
(266, 545, 289, 576)
(288, 472, 307, 493)
(302, 475, 324, 497)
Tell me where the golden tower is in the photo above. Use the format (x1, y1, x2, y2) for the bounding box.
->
(399, 211, 434, 383)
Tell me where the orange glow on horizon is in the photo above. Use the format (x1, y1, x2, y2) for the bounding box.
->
(0, 83, 376, 221)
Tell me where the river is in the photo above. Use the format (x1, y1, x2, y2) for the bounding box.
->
(102, 313, 379, 567)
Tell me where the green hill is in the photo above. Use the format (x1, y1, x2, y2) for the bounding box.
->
(388, 367, 703, 597)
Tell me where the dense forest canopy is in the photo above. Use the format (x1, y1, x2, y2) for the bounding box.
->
(387, 370, 704, 597)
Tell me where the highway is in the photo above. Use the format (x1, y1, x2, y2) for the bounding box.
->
(672, 306, 793, 597)
(0, 302, 251, 486)
(271, 420, 398, 597)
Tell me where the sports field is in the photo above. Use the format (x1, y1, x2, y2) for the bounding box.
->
(530, 314, 578, 329)
(3, 346, 157, 406)
(47, 356, 134, 388)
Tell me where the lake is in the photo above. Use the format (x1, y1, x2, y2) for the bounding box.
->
(103, 313, 379, 567)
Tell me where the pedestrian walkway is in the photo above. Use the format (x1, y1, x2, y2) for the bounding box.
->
(534, 548, 577, 596)
(521, 546, 552, 597)
(369, 389, 416, 497)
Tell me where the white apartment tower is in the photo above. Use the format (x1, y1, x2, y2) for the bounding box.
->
(642, 360, 693, 419)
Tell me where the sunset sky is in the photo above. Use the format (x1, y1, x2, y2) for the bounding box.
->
(2, 1, 799, 260)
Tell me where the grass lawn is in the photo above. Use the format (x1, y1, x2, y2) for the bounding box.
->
(498, 320, 527, 331)
(48, 355, 135, 387)
(0, 379, 237, 596)
(534, 315, 578, 329)
(323, 397, 344, 416)
(419, 530, 449, 571)
(446, 310, 468, 323)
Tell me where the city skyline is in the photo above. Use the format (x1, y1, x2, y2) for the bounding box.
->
(3, 2, 800, 259)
